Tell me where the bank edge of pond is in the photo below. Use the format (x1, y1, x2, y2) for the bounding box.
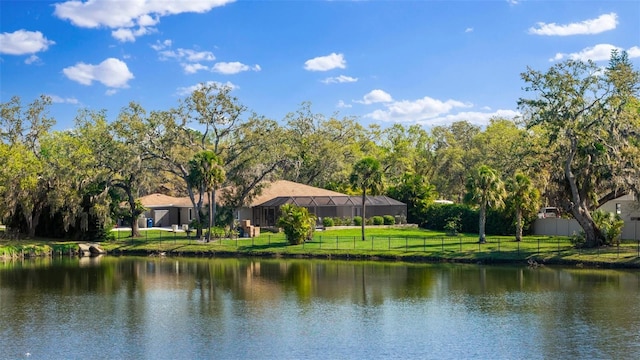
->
(2, 242, 640, 269)
(103, 245, 640, 269)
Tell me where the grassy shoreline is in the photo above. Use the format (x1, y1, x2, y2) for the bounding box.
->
(2, 226, 640, 268)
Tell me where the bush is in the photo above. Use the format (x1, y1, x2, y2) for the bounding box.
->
(383, 215, 395, 225)
(277, 204, 316, 245)
(322, 217, 334, 227)
(353, 216, 362, 226)
(372, 216, 384, 225)
(592, 210, 624, 246)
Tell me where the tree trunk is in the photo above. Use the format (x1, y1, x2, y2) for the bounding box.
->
(361, 189, 366, 241)
(565, 136, 604, 248)
(126, 191, 141, 238)
(479, 204, 486, 243)
(571, 205, 603, 247)
(515, 208, 523, 242)
(23, 199, 42, 239)
(207, 191, 213, 242)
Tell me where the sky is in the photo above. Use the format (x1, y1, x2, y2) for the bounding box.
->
(1, 0, 639, 131)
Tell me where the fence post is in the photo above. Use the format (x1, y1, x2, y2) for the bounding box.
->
(320, 236, 322, 249)
(405, 237, 408, 252)
(498, 238, 500, 253)
(538, 238, 540, 254)
(558, 237, 560, 252)
(423, 237, 426, 252)
(388, 236, 391, 250)
(336, 236, 339, 250)
(268, 235, 271, 245)
(459, 237, 462, 252)
(517, 241, 520, 256)
(441, 237, 444, 252)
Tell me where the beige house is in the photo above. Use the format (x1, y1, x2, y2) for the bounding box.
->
(133, 180, 346, 228)
(135, 193, 201, 228)
(132, 180, 407, 229)
(533, 193, 640, 240)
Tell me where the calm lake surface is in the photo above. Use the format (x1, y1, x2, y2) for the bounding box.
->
(1, 256, 639, 359)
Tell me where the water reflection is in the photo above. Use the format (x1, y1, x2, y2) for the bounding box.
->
(1, 257, 639, 359)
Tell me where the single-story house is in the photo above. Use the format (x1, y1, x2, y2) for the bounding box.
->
(129, 180, 407, 229)
(253, 195, 407, 228)
(533, 193, 640, 240)
(133, 193, 201, 228)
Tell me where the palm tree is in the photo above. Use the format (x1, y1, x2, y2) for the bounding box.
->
(464, 165, 505, 243)
(188, 151, 225, 241)
(506, 172, 540, 242)
(350, 157, 383, 241)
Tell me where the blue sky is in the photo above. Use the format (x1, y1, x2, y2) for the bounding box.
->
(1, 0, 639, 130)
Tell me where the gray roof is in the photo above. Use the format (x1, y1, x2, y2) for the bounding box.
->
(256, 195, 405, 207)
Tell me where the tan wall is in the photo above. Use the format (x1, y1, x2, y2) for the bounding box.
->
(533, 218, 582, 237)
(533, 195, 640, 240)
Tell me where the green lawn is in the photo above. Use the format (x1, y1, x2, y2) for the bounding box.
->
(3, 226, 640, 267)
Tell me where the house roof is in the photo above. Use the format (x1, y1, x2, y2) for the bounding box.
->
(257, 195, 405, 207)
(137, 180, 346, 208)
(137, 193, 194, 208)
(247, 180, 346, 207)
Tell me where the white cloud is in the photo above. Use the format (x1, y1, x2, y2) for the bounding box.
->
(54, 0, 235, 42)
(364, 95, 471, 122)
(112, 26, 156, 42)
(105, 89, 118, 96)
(183, 63, 209, 74)
(0, 29, 55, 55)
(551, 44, 640, 62)
(415, 109, 521, 127)
(322, 75, 358, 84)
(304, 52, 346, 71)
(356, 89, 393, 104)
(151, 41, 218, 74)
(48, 94, 79, 104)
(159, 48, 215, 62)
(151, 39, 172, 51)
(176, 81, 237, 96)
(529, 13, 617, 36)
(212, 61, 261, 74)
(465, 27, 474, 33)
(24, 55, 40, 65)
(627, 46, 640, 58)
(337, 100, 352, 109)
(62, 58, 134, 88)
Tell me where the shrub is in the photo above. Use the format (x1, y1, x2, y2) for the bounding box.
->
(277, 204, 316, 245)
(592, 210, 624, 246)
(372, 216, 384, 225)
(444, 215, 461, 236)
(383, 215, 395, 225)
(353, 216, 363, 226)
(322, 217, 334, 227)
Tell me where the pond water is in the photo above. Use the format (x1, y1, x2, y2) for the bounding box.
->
(1, 256, 639, 359)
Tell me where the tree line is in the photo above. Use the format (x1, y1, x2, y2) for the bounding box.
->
(1, 51, 638, 248)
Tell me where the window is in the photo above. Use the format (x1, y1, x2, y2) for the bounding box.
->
(616, 203, 621, 215)
(188, 208, 193, 221)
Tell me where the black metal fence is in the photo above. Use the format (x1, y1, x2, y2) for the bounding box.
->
(112, 230, 640, 259)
